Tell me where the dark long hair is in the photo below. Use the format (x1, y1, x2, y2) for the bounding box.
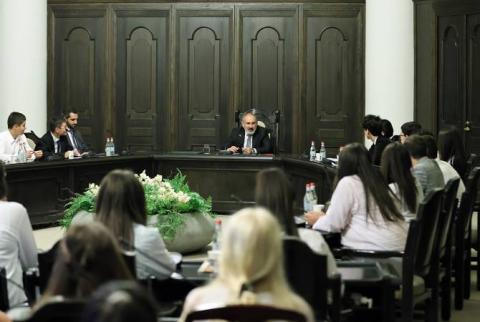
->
(255, 168, 298, 236)
(0, 161, 7, 199)
(438, 127, 467, 178)
(380, 143, 417, 214)
(95, 170, 147, 245)
(43, 222, 132, 301)
(337, 143, 403, 223)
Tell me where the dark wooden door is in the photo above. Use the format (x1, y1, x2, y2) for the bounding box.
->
(239, 6, 297, 153)
(303, 4, 364, 151)
(114, 8, 170, 152)
(466, 13, 480, 154)
(50, 7, 107, 152)
(176, 8, 233, 151)
(437, 15, 465, 134)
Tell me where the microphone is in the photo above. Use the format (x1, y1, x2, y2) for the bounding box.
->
(117, 237, 185, 280)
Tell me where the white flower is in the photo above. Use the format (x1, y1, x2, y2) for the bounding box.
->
(87, 183, 100, 196)
(176, 191, 191, 203)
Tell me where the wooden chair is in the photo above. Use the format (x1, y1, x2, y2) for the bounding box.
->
(185, 304, 307, 322)
(0, 267, 9, 311)
(282, 236, 341, 322)
(25, 298, 85, 322)
(431, 178, 460, 321)
(336, 188, 444, 322)
(38, 240, 61, 293)
(122, 251, 136, 277)
(454, 167, 480, 309)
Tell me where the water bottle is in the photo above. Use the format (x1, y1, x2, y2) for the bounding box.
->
(110, 138, 116, 155)
(319, 142, 326, 161)
(309, 141, 316, 161)
(310, 183, 318, 206)
(17, 147, 27, 163)
(303, 183, 313, 212)
(212, 218, 222, 251)
(105, 138, 111, 156)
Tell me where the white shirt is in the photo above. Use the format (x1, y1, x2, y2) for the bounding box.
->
(313, 175, 408, 251)
(50, 132, 60, 154)
(0, 201, 38, 306)
(436, 159, 466, 201)
(0, 131, 34, 164)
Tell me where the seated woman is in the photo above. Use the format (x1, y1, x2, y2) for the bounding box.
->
(305, 143, 407, 251)
(255, 167, 337, 276)
(0, 161, 37, 307)
(380, 142, 424, 220)
(86, 169, 175, 280)
(82, 281, 157, 322)
(438, 127, 467, 179)
(179, 208, 314, 322)
(7, 222, 132, 321)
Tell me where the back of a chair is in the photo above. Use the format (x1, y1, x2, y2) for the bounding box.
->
(437, 178, 460, 258)
(38, 240, 61, 292)
(185, 304, 307, 322)
(414, 188, 444, 277)
(0, 267, 9, 311)
(458, 167, 480, 240)
(141, 276, 196, 303)
(282, 236, 330, 321)
(26, 299, 85, 322)
(466, 154, 480, 178)
(122, 251, 136, 276)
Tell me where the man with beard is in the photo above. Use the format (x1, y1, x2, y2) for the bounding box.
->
(224, 110, 272, 155)
(64, 110, 90, 155)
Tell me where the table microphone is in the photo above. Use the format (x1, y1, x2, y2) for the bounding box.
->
(117, 237, 186, 279)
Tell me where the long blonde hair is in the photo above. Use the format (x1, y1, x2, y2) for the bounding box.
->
(216, 207, 301, 308)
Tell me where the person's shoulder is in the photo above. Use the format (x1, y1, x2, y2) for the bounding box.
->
(133, 223, 162, 239)
(0, 201, 28, 219)
(339, 175, 361, 186)
(0, 130, 9, 140)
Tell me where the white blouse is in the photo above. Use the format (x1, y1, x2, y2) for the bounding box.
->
(313, 175, 408, 251)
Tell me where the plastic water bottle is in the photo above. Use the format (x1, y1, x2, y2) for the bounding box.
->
(319, 142, 326, 161)
(309, 141, 316, 161)
(110, 138, 116, 155)
(105, 138, 111, 156)
(303, 183, 313, 212)
(310, 183, 318, 206)
(17, 147, 27, 163)
(212, 218, 222, 251)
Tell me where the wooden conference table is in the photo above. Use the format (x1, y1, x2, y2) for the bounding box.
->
(4, 152, 336, 227)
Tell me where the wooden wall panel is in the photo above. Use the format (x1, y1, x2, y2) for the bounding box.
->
(176, 8, 233, 150)
(303, 4, 364, 149)
(115, 8, 170, 152)
(239, 6, 297, 152)
(467, 13, 480, 154)
(50, 7, 107, 152)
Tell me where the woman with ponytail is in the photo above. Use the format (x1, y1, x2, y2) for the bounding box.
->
(179, 208, 314, 322)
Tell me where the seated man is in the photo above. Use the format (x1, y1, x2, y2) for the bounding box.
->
(362, 115, 390, 166)
(37, 117, 73, 161)
(64, 110, 91, 155)
(0, 112, 43, 163)
(223, 110, 272, 155)
(404, 134, 444, 196)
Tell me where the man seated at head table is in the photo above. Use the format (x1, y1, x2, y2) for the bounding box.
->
(64, 109, 91, 156)
(36, 117, 74, 161)
(0, 112, 43, 163)
(223, 110, 272, 155)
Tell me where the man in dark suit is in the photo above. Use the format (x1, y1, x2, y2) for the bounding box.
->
(64, 110, 90, 155)
(37, 117, 73, 161)
(362, 115, 390, 166)
(224, 111, 272, 154)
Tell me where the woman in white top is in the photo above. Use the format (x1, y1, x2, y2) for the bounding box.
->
(380, 142, 424, 221)
(255, 167, 337, 276)
(305, 143, 408, 251)
(95, 169, 175, 279)
(179, 208, 314, 322)
(0, 161, 38, 307)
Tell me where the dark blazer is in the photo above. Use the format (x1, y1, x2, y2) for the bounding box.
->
(66, 127, 90, 153)
(368, 136, 391, 166)
(223, 127, 272, 154)
(37, 132, 73, 161)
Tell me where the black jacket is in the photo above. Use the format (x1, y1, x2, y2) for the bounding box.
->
(223, 127, 272, 154)
(66, 127, 90, 153)
(37, 132, 73, 161)
(369, 136, 391, 166)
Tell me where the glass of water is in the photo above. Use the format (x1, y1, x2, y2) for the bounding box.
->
(203, 144, 211, 154)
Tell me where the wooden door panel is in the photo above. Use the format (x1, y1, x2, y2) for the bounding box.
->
(115, 9, 170, 152)
(467, 13, 480, 154)
(239, 7, 297, 152)
(303, 5, 364, 149)
(50, 7, 107, 152)
(176, 9, 233, 151)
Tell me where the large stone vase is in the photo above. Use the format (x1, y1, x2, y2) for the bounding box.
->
(148, 213, 215, 254)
